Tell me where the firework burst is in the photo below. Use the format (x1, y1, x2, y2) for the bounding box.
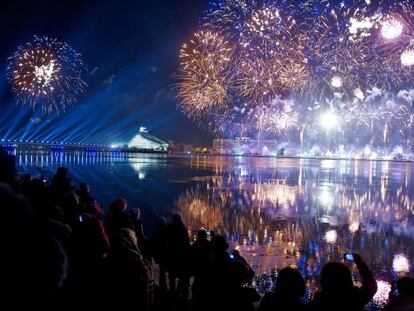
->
(7, 35, 87, 114)
(255, 98, 299, 134)
(369, 2, 414, 88)
(304, 9, 374, 98)
(177, 30, 233, 120)
(261, 109, 299, 134)
(203, 0, 256, 37)
(176, 0, 414, 150)
(279, 60, 313, 92)
(238, 5, 309, 101)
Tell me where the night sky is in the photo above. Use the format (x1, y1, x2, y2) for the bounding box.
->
(0, 0, 212, 146)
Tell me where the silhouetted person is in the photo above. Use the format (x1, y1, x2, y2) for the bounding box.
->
(24, 177, 53, 217)
(209, 229, 216, 239)
(71, 202, 110, 265)
(51, 167, 72, 201)
(65, 201, 110, 310)
(21, 173, 32, 195)
(84, 200, 109, 248)
(166, 213, 190, 299)
(76, 182, 95, 210)
(151, 217, 168, 292)
(129, 207, 151, 259)
(259, 267, 309, 311)
(60, 191, 80, 225)
(0, 147, 16, 186)
(105, 198, 129, 241)
(193, 235, 259, 311)
(48, 206, 72, 249)
(312, 253, 377, 311)
(0, 183, 67, 310)
(386, 277, 414, 311)
(190, 229, 211, 276)
(106, 217, 153, 311)
(396, 277, 414, 299)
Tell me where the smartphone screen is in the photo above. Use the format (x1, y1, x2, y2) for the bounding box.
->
(393, 288, 399, 296)
(345, 253, 354, 261)
(392, 282, 400, 297)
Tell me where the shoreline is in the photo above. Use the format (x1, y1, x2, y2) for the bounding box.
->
(173, 152, 414, 163)
(3, 141, 412, 163)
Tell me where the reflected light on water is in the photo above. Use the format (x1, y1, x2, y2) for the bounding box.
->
(177, 188, 222, 230)
(349, 221, 360, 233)
(373, 280, 391, 308)
(253, 182, 298, 209)
(318, 189, 334, 207)
(393, 254, 411, 274)
(175, 157, 414, 302)
(16, 153, 414, 306)
(324, 230, 337, 244)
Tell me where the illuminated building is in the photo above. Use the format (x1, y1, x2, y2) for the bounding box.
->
(128, 127, 168, 152)
(213, 138, 283, 155)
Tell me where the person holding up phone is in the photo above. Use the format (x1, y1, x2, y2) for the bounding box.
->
(385, 277, 414, 310)
(311, 253, 378, 311)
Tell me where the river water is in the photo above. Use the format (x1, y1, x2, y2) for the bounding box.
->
(18, 152, 414, 306)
